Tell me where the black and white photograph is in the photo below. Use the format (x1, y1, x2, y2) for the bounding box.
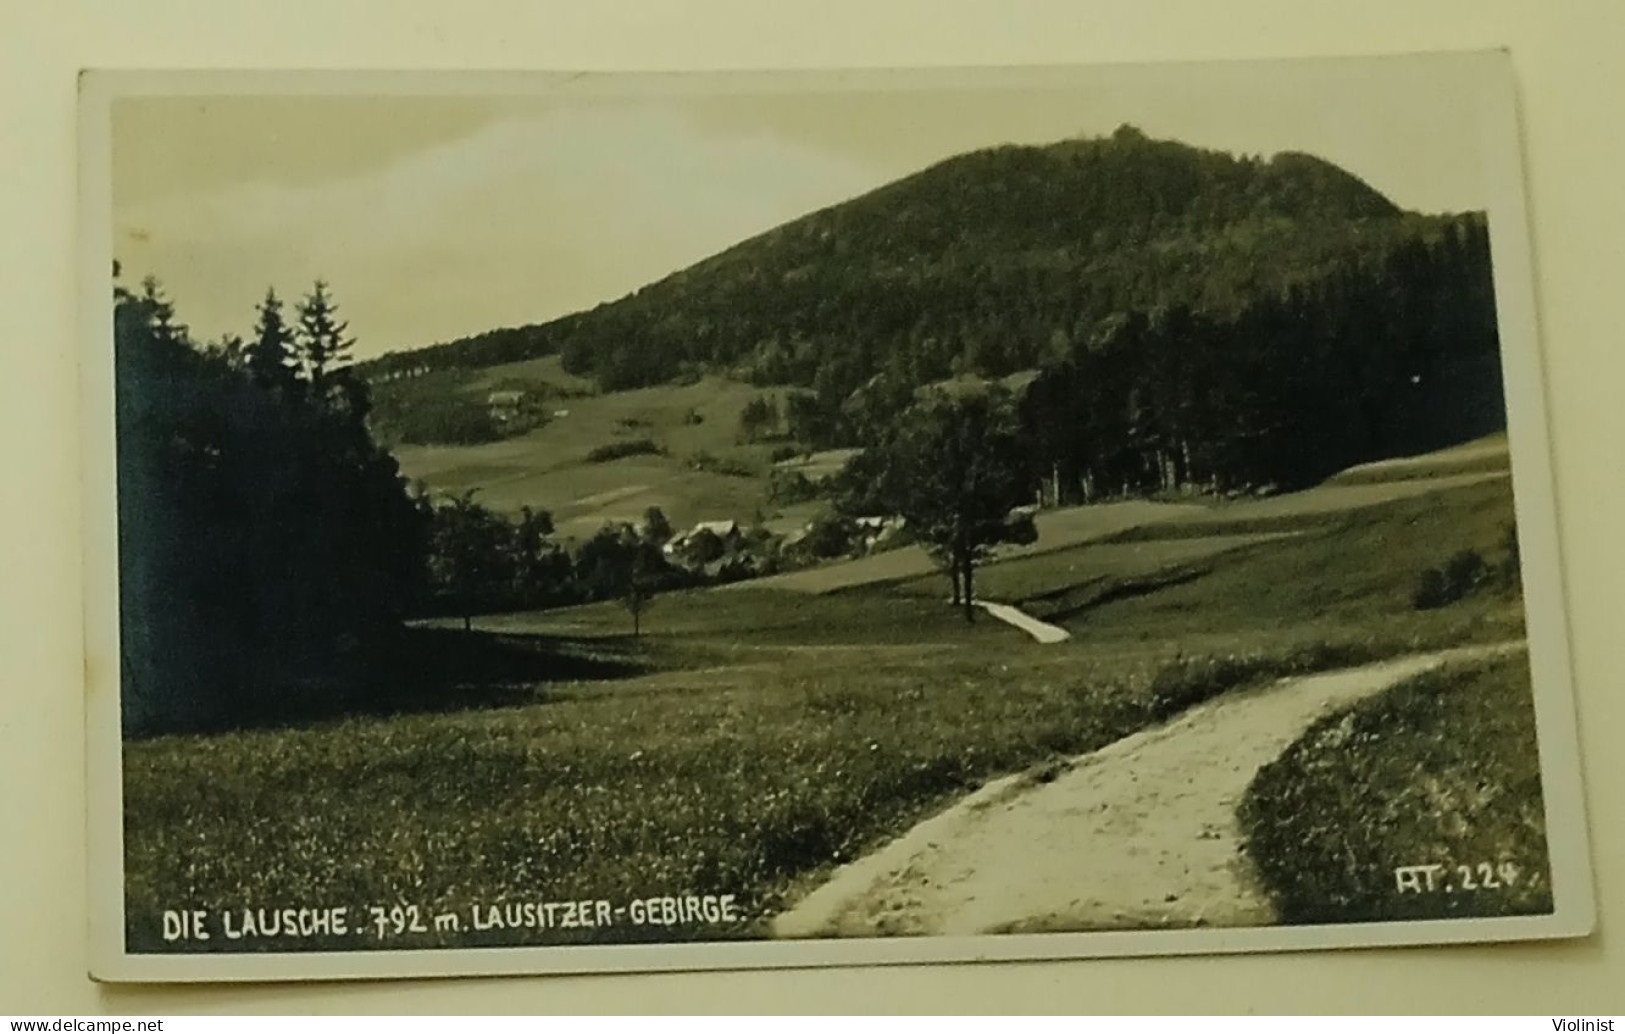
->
(80, 53, 1593, 982)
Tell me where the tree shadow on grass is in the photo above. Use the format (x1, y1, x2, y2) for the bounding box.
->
(365, 626, 654, 716)
(132, 626, 657, 738)
(1026, 566, 1212, 624)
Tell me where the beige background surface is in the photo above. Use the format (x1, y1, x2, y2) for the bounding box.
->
(2, 0, 1621, 1015)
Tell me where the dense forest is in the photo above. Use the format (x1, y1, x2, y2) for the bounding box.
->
(114, 278, 764, 733)
(115, 276, 423, 734)
(1016, 216, 1502, 498)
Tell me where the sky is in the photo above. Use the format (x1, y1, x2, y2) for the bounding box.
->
(110, 57, 1495, 360)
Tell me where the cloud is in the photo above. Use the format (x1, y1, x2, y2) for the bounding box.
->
(114, 104, 885, 356)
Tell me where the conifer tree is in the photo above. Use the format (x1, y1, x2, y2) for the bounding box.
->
(138, 276, 187, 348)
(295, 279, 356, 388)
(247, 287, 299, 389)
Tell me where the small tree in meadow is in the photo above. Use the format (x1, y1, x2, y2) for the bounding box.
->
(429, 491, 509, 632)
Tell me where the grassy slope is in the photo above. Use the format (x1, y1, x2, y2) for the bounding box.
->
(122, 478, 1529, 952)
(1066, 478, 1523, 641)
(1324, 433, 1508, 487)
(389, 375, 799, 536)
(887, 532, 1292, 615)
(749, 499, 1194, 594)
(458, 354, 598, 396)
(745, 461, 1507, 597)
(1239, 653, 1551, 923)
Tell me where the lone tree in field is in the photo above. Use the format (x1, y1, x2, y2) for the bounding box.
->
(624, 546, 655, 638)
(575, 521, 670, 637)
(849, 387, 1037, 622)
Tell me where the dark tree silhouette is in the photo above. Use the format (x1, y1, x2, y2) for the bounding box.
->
(137, 276, 187, 347)
(426, 491, 509, 632)
(416, 493, 572, 624)
(1015, 220, 1503, 498)
(572, 522, 671, 637)
(246, 287, 300, 390)
(641, 506, 674, 547)
(737, 395, 778, 442)
(115, 274, 424, 734)
(296, 279, 356, 388)
(206, 332, 247, 370)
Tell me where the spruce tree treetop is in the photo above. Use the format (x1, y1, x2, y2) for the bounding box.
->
(296, 279, 356, 387)
(247, 287, 300, 390)
(138, 276, 188, 348)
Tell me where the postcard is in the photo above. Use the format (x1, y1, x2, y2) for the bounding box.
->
(81, 51, 1594, 982)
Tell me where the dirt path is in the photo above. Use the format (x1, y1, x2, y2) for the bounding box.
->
(973, 601, 1072, 644)
(772, 641, 1521, 939)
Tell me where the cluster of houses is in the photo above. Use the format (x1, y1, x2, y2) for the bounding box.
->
(662, 519, 744, 559)
(658, 519, 767, 582)
(658, 512, 910, 582)
(780, 514, 908, 555)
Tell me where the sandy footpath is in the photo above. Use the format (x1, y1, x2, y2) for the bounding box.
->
(973, 601, 1072, 644)
(773, 642, 1520, 938)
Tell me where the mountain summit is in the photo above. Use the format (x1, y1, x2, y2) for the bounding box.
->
(364, 127, 1469, 417)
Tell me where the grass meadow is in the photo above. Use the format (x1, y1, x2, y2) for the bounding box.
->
(1241, 652, 1552, 922)
(388, 370, 797, 537)
(1324, 434, 1509, 487)
(122, 475, 1533, 951)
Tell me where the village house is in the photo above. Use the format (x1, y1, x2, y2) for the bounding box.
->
(486, 389, 528, 422)
(662, 519, 742, 559)
(852, 514, 907, 552)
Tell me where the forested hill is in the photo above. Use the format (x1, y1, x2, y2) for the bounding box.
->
(360, 126, 1504, 489)
(361, 126, 1411, 385)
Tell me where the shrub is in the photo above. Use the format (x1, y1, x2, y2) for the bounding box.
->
(796, 514, 858, 560)
(1499, 522, 1522, 588)
(769, 468, 820, 504)
(1412, 548, 1489, 610)
(738, 394, 780, 443)
(1445, 549, 1488, 589)
(397, 399, 504, 445)
(715, 551, 775, 584)
(686, 450, 757, 478)
(1412, 567, 1449, 610)
(586, 438, 664, 463)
